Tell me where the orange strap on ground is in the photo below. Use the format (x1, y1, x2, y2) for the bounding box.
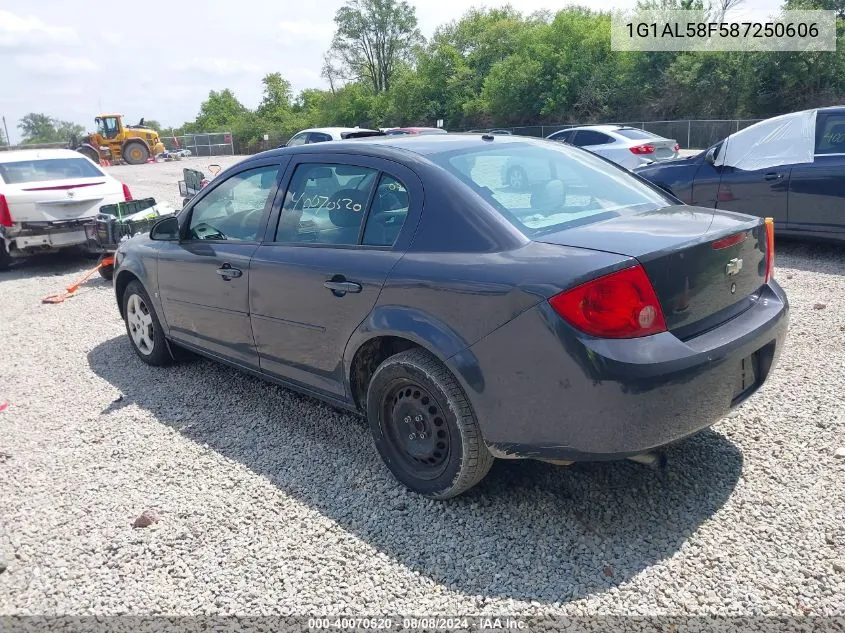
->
(41, 256, 115, 304)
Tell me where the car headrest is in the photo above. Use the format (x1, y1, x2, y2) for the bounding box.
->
(329, 189, 369, 228)
(530, 179, 566, 211)
(374, 187, 409, 214)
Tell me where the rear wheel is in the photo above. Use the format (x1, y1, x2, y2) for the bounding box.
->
(0, 245, 10, 272)
(77, 146, 100, 164)
(366, 348, 493, 499)
(123, 141, 149, 165)
(122, 280, 171, 366)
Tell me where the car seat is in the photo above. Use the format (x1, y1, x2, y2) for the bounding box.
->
(321, 188, 371, 244)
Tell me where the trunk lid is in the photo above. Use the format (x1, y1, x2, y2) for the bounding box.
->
(3, 177, 123, 223)
(536, 205, 767, 337)
(643, 139, 677, 161)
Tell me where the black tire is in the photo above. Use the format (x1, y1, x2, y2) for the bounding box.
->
(122, 141, 149, 165)
(77, 147, 100, 164)
(99, 264, 114, 281)
(506, 166, 528, 191)
(121, 280, 172, 366)
(366, 348, 493, 499)
(0, 245, 10, 272)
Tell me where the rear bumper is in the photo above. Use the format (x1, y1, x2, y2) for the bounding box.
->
(449, 281, 789, 461)
(4, 221, 94, 253)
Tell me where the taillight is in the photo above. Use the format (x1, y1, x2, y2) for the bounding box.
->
(549, 264, 667, 339)
(764, 217, 775, 283)
(0, 195, 11, 228)
(122, 183, 132, 201)
(712, 231, 747, 250)
(673, 143, 681, 152)
(630, 144, 655, 155)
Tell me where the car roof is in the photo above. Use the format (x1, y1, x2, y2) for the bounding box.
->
(250, 133, 551, 164)
(0, 148, 88, 163)
(561, 125, 624, 133)
(296, 127, 379, 136)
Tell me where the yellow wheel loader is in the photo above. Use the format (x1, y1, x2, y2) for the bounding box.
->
(76, 114, 166, 165)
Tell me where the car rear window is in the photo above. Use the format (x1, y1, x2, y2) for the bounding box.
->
(431, 142, 673, 237)
(616, 128, 659, 140)
(0, 157, 104, 185)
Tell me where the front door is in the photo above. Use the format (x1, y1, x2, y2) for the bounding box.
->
(787, 110, 845, 236)
(714, 163, 790, 226)
(157, 161, 283, 368)
(250, 156, 421, 397)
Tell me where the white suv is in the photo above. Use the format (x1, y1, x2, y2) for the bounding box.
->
(0, 149, 130, 270)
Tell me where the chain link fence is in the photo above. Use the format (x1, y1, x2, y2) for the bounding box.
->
(467, 119, 764, 150)
(161, 133, 235, 157)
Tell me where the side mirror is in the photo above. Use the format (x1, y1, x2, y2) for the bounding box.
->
(150, 216, 180, 241)
(705, 147, 717, 165)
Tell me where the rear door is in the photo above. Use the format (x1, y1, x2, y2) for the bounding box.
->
(786, 110, 845, 236)
(156, 159, 284, 369)
(570, 130, 615, 157)
(0, 155, 123, 223)
(249, 154, 422, 398)
(713, 146, 790, 226)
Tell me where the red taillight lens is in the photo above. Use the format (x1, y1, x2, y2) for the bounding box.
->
(549, 264, 667, 339)
(630, 144, 655, 155)
(122, 183, 133, 201)
(0, 194, 12, 227)
(712, 231, 748, 250)
(673, 143, 681, 152)
(764, 217, 775, 283)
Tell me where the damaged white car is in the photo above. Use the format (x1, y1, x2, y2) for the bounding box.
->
(0, 149, 132, 270)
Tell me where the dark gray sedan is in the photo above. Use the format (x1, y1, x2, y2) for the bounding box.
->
(112, 134, 789, 498)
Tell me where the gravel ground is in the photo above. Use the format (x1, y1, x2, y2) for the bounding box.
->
(0, 157, 844, 620)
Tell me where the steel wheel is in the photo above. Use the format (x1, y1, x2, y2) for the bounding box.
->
(507, 166, 527, 190)
(381, 380, 451, 480)
(126, 293, 155, 356)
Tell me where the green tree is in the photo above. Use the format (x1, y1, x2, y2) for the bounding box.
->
(18, 113, 83, 144)
(194, 89, 248, 131)
(330, 0, 423, 93)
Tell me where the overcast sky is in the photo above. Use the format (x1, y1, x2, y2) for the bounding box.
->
(1, 0, 781, 143)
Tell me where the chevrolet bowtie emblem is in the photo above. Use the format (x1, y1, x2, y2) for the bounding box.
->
(725, 258, 743, 276)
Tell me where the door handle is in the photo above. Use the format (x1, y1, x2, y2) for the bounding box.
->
(764, 173, 784, 181)
(324, 279, 362, 295)
(216, 264, 242, 279)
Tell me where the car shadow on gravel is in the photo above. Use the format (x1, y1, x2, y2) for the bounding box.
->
(88, 335, 743, 605)
(0, 251, 101, 283)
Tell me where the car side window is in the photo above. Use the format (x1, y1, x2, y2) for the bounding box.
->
(287, 133, 309, 147)
(550, 130, 575, 143)
(363, 174, 410, 247)
(275, 163, 377, 245)
(815, 115, 845, 154)
(308, 132, 332, 144)
(572, 130, 613, 147)
(187, 165, 279, 242)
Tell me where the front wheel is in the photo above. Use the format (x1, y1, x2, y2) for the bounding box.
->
(366, 348, 494, 499)
(122, 280, 172, 366)
(123, 141, 149, 165)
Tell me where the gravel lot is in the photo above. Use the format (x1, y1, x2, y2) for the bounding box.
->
(0, 156, 844, 620)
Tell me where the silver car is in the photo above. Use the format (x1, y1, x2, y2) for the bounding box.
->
(501, 125, 680, 190)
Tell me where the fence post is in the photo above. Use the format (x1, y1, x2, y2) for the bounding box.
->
(687, 120, 691, 149)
